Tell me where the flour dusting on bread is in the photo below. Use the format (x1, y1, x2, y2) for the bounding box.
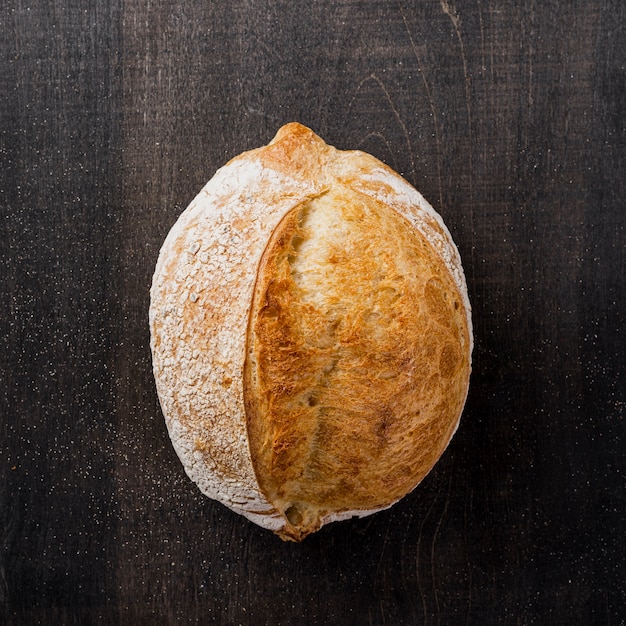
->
(150, 123, 472, 541)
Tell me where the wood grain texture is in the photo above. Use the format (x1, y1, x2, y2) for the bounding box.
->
(1, 0, 624, 624)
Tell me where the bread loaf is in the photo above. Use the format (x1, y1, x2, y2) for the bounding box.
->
(149, 123, 472, 541)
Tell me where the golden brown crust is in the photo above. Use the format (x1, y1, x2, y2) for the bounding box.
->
(244, 187, 470, 540)
(150, 122, 472, 541)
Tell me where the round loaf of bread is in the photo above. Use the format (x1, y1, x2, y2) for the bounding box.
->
(149, 123, 472, 541)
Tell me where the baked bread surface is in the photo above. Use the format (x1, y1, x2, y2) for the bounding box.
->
(150, 123, 472, 541)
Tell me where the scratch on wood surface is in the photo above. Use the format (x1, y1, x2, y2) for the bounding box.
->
(439, 0, 475, 268)
(476, 0, 489, 217)
(358, 130, 398, 166)
(477, 0, 487, 78)
(349, 73, 415, 180)
(398, 498, 416, 612)
(464, 489, 474, 625)
(398, 2, 444, 211)
(439, 0, 473, 165)
(373, 514, 393, 587)
(415, 489, 439, 624)
(430, 476, 452, 626)
(527, 0, 536, 111)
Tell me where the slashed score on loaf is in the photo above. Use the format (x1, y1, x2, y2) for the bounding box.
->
(149, 123, 472, 541)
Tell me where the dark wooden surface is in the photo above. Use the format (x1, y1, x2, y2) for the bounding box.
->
(1, 1, 624, 624)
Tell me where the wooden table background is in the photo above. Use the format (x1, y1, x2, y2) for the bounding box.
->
(1, 1, 624, 624)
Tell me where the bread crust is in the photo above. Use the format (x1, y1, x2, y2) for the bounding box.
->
(150, 123, 472, 540)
